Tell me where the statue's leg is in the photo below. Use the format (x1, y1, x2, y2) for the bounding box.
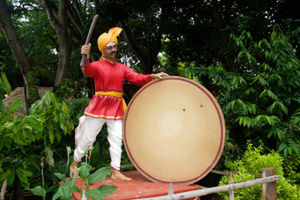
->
(106, 119, 132, 180)
(70, 116, 105, 177)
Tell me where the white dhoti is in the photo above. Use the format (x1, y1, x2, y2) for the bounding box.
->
(74, 115, 123, 170)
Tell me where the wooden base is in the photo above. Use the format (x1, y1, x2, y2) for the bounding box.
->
(72, 171, 200, 200)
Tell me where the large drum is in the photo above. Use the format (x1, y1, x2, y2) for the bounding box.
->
(123, 76, 225, 185)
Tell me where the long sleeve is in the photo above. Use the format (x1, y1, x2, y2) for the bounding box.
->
(81, 61, 98, 78)
(124, 65, 154, 86)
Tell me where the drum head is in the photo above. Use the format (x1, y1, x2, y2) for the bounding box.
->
(123, 76, 225, 185)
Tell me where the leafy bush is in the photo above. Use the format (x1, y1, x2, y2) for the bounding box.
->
(0, 91, 74, 196)
(68, 98, 90, 127)
(30, 91, 74, 144)
(0, 99, 43, 188)
(52, 147, 117, 200)
(190, 27, 300, 157)
(283, 154, 300, 185)
(218, 143, 299, 200)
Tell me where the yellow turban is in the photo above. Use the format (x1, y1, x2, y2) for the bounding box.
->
(97, 27, 122, 52)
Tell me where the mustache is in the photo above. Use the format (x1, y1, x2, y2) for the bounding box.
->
(111, 51, 117, 55)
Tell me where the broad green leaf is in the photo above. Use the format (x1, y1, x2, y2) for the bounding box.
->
(49, 92, 58, 109)
(225, 100, 235, 112)
(8, 99, 20, 113)
(45, 146, 54, 167)
(62, 102, 70, 113)
(264, 116, 273, 126)
(54, 115, 58, 122)
(276, 130, 282, 141)
(54, 172, 65, 180)
(6, 170, 15, 185)
(79, 162, 90, 180)
(72, 186, 82, 194)
(97, 185, 117, 197)
(254, 115, 262, 124)
(49, 126, 54, 144)
(0, 169, 13, 183)
(17, 171, 29, 188)
(44, 91, 52, 106)
(55, 131, 62, 142)
(16, 168, 32, 177)
(31, 186, 46, 197)
(291, 145, 300, 156)
(1, 72, 12, 94)
(57, 179, 74, 199)
(267, 101, 277, 113)
(88, 167, 111, 185)
(278, 102, 288, 115)
(278, 143, 286, 153)
(52, 186, 63, 200)
(86, 189, 103, 200)
(237, 51, 245, 63)
(259, 89, 277, 100)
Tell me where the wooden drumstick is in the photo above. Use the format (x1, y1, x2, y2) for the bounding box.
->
(80, 14, 99, 68)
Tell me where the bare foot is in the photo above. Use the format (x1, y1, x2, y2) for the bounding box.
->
(111, 168, 132, 181)
(69, 160, 79, 178)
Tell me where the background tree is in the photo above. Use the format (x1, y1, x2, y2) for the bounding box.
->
(0, 0, 39, 107)
(38, 0, 85, 88)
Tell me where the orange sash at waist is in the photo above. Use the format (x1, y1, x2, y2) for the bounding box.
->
(95, 91, 127, 111)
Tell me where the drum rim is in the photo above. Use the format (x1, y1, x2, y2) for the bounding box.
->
(123, 76, 225, 184)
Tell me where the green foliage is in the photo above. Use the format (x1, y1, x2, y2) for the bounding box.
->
(30, 91, 74, 144)
(283, 154, 300, 184)
(31, 186, 46, 198)
(52, 147, 116, 200)
(218, 143, 299, 200)
(52, 176, 80, 200)
(191, 28, 300, 156)
(80, 165, 117, 200)
(0, 71, 12, 110)
(0, 71, 12, 95)
(0, 99, 42, 188)
(0, 91, 74, 192)
(68, 98, 90, 127)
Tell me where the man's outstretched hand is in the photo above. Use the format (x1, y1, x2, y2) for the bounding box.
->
(154, 72, 169, 79)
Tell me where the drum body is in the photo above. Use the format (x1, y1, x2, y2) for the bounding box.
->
(123, 76, 225, 185)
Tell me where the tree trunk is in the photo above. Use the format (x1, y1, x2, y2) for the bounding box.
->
(12, 177, 24, 200)
(54, 33, 71, 88)
(39, 0, 72, 88)
(0, 0, 39, 107)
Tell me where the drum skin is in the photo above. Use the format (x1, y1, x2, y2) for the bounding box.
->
(123, 76, 225, 185)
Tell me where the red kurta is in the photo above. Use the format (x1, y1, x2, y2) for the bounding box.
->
(81, 59, 154, 120)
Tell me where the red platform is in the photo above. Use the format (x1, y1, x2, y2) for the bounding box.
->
(73, 171, 200, 200)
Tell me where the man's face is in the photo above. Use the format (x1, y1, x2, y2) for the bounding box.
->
(102, 43, 117, 60)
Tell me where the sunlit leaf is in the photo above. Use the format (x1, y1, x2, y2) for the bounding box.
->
(86, 189, 103, 200)
(45, 146, 54, 167)
(97, 185, 117, 197)
(88, 167, 111, 185)
(8, 99, 20, 113)
(31, 186, 46, 197)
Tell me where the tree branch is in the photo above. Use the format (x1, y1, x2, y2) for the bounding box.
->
(66, 0, 83, 36)
(119, 20, 146, 63)
(38, 0, 60, 30)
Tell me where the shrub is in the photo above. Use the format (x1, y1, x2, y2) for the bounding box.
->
(68, 98, 90, 127)
(218, 143, 299, 200)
